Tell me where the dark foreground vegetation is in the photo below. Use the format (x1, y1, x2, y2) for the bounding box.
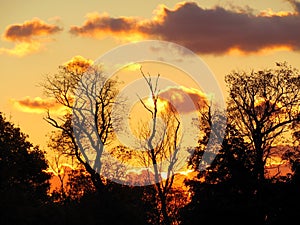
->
(1, 61, 300, 225)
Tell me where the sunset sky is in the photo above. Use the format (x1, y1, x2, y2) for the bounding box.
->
(1, 0, 300, 151)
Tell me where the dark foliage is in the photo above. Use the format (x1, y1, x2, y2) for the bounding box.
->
(0, 113, 51, 225)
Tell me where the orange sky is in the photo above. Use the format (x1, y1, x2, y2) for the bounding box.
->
(1, 0, 300, 159)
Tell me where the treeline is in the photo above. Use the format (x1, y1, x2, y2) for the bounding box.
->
(0, 61, 300, 225)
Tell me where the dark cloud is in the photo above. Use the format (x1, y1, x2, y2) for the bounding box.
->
(288, 0, 300, 13)
(4, 18, 62, 42)
(1, 18, 62, 56)
(70, 13, 138, 37)
(149, 2, 300, 54)
(70, 1, 300, 54)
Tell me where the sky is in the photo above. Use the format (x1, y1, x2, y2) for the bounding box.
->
(1, 0, 300, 153)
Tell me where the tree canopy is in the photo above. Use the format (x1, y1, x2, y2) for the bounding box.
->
(0, 112, 51, 224)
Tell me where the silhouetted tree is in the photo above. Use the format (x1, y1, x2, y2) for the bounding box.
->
(136, 69, 183, 225)
(283, 122, 300, 185)
(0, 112, 51, 224)
(41, 57, 124, 192)
(46, 125, 90, 203)
(47, 151, 70, 201)
(182, 62, 300, 225)
(182, 102, 260, 224)
(65, 166, 95, 201)
(226, 62, 300, 183)
(225, 62, 300, 222)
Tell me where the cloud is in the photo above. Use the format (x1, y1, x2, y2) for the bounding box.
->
(0, 42, 42, 57)
(62, 55, 93, 73)
(288, 0, 300, 13)
(3, 18, 62, 42)
(159, 86, 207, 114)
(11, 96, 65, 114)
(70, 12, 142, 40)
(123, 63, 142, 71)
(1, 18, 62, 56)
(70, 1, 300, 55)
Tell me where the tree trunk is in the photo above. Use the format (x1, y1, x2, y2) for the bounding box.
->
(254, 136, 266, 224)
(161, 198, 171, 225)
(84, 162, 104, 193)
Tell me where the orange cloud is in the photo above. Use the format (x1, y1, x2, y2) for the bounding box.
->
(62, 55, 93, 74)
(70, 12, 142, 40)
(0, 41, 42, 57)
(159, 86, 207, 114)
(11, 96, 65, 114)
(3, 17, 62, 42)
(258, 8, 295, 17)
(70, 1, 300, 55)
(1, 18, 62, 56)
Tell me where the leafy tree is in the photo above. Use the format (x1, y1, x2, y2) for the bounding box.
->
(65, 166, 95, 201)
(283, 123, 300, 184)
(182, 102, 258, 223)
(0, 112, 51, 223)
(182, 62, 300, 225)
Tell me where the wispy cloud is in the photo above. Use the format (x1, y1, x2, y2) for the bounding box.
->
(69, 12, 145, 42)
(1, 18, 62, 56)
(70, 1, 300, 55)
(11, 96, 65, 114)
(70, 12, 139, 37)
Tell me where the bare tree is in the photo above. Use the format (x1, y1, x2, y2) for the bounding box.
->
(41, 58, 123, 192)
(47, 152, 68, 200)
(46, 126, 82, 202)
(136, 69, 183, 225)
(225, 62, 300, 183)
